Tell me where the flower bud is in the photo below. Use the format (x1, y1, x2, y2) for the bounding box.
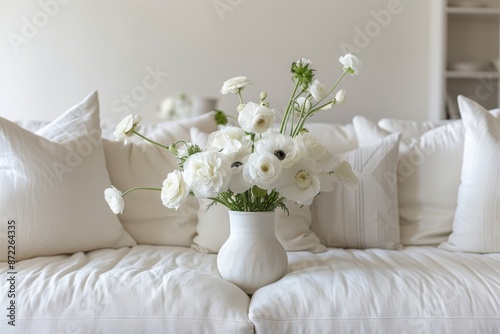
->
(260, 92, 268, 100)
(334, 89, 346, 105)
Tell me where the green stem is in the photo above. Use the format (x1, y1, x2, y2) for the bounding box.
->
(133, 131, 170, 150)
(122, 187, 162, 197)
(312, 69, 349, 108)
(279, 81, 301, 134)
(237, 91, 244, 105)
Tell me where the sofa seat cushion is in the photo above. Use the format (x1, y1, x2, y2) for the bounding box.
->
(0, 246, 253, 334)
(249, 247, 500, 334)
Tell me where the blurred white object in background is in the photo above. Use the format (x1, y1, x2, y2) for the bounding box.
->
(158, 92, 217, 120)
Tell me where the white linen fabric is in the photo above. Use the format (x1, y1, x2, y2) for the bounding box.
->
(0, 91, 135, 261)
(311, 132, 402, 249)
(440, 96, 500, 253)
(0, 246, 253, 334)
(249, 247, 500, 333)
(103, 112, 218, 246)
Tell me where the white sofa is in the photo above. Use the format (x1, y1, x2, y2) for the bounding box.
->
(1, 91, 499, 334)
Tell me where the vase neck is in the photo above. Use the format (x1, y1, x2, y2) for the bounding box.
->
(228, 211, 276, 236)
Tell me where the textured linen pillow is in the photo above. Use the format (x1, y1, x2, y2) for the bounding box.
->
(103, 112, 218, 246)
(439, 96, 500, 253)
(311, 132, 402, 249)
(187, 122, 359, 254)
(354, 115, 466, 246)
(0, 91, 136, 261)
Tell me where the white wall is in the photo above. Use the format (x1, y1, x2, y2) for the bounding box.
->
(0, 0, 434, 124)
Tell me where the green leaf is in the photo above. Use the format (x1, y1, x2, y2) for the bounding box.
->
(252, 185, 267, 198)
(214, 110, 228, 126)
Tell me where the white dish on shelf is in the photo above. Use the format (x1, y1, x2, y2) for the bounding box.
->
(448, 61, 491, 71)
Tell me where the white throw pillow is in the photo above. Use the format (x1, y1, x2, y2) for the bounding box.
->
(0, 91, 136, 261)
(439, 96, 500, 253)
(354, 116, 466, 246)
(311, 132, 402, 249)
(103, 112, 218, 246)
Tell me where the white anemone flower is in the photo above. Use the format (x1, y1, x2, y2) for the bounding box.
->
(243, 152, 283, 190)
(277, 161, 321, 206)
(320, 160, 359, 192)
(254, 133, 300, 169)
(220, 76, 251, 94)
(161, 170, 190, 210)
(104, 186, 124, 214)
(228, 156, 252, 194)
(238, 102, 275, 134)
(113, 114, 142, 142)
(183, 151, 232, 198)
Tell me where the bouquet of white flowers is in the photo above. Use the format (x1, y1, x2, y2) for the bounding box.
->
(105, 54, 361, 214)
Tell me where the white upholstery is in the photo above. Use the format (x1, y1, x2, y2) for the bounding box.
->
(0, 246, 253, 334)
(3, 92, 500, 333)
(249, 247, 500, 333)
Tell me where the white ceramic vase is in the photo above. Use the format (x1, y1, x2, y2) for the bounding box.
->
(217, 211, 288, 294)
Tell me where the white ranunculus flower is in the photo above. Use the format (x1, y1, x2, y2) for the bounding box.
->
(220, 76, 251, 94)
(309, 79, 327, 102)
(104, 186, 124, 214)
(294, 96, 312, 116)
(183, 151, 232, 198)
(335, 89, 346, 105)
(176, 142, 190, 159)
(206, 126, 252, 157)
(254, 133, 300, 169)
(113, 114, 142, 141)
(277, 161, 321, 205)
(238, 102, 275, 134)
(161, 170, 190, 210)
(243, 152, 283, 190)
(339, 53, 361, 75)
(294, 132, 334, 171)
